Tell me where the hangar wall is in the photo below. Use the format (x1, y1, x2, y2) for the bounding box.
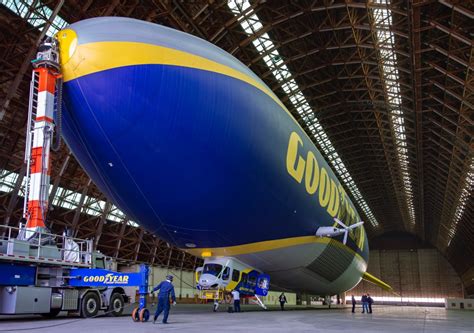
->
(350, 249, 464, 300)
(461, 267, 474, 297)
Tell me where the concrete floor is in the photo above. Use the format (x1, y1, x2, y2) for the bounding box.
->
(1, 305, 473, 333)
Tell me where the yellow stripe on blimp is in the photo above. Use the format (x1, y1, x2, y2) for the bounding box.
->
(58, 38, 285, 112)
(185, 235, 367, 264)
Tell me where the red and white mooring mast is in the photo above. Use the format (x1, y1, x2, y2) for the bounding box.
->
(22, 38, 62, 237)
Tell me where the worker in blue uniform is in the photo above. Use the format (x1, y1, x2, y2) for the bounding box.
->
(152, 275, 176, 324)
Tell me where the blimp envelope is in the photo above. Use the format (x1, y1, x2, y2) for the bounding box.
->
(56, 18, 375, 297)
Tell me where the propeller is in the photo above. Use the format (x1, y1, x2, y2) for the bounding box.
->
(333, 218, 364, 245)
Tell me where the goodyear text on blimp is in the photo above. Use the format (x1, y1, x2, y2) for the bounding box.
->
(286, 131, 357, 222)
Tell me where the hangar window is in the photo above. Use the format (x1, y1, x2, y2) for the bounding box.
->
(83, 197, 105, 216)
(232, 269, 240, 282)
(2, 0, 68, 37)
(372, 0, 415, 226)
(0, 170, 21, 193)
(106, 205, 126, 222)
(447, 160, 473, 247)
(0, 169, 138, 227)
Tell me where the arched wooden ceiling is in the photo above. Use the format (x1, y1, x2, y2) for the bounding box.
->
(0, 0, 472, 293)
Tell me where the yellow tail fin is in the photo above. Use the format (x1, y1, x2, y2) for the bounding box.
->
(362, 272, 392, 291)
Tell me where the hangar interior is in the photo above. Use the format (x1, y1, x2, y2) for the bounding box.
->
(0, 0, 473, 327)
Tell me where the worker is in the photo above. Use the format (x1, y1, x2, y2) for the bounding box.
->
(351, 295, 356, 313)
(279, 292, 287, 310)
(367, 293, 374, 313)
(226, 292, 233, 304)
(231, 289, 241, 313)
(213, 298, 220, 312)
(361, 294, 368, 313)
(225, 292, 234, 313)
(152, 275, 176, 324)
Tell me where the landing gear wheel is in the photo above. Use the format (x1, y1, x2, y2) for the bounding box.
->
(81, 292, 100, 318)
(131, 307, 140, 322)
(139, 308, 150, 322)
(41, 308, 61, 318)
(107, 293, 124, 317)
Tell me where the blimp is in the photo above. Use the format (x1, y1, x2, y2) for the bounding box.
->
(56, 17, 389, 299)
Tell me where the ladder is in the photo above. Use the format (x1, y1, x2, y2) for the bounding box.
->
(23, 70, 40, 221)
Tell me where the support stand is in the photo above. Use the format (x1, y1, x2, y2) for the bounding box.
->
(253, 295, 267, 310)
(131, 264, 150, 322)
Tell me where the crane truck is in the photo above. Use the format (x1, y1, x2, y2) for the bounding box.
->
(0, 38, 151, 322)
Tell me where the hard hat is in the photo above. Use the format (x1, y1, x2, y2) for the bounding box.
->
(166, 275, 174, 281)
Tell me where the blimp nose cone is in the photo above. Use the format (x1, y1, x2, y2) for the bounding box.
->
(56, 28, 77, 71)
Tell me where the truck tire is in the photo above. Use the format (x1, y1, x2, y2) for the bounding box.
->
(81, 292, 100, 318)
(107, 293, 124, 317)
(40, 308, 61, 318)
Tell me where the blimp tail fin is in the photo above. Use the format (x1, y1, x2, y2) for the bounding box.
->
(362, 272, 392, 291)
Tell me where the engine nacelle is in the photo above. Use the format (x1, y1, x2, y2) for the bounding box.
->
(315, 226, 345, 238)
